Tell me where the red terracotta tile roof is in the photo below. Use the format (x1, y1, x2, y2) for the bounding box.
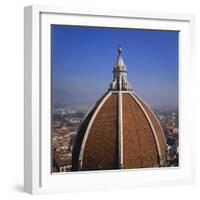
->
(72, 92, 167, 171)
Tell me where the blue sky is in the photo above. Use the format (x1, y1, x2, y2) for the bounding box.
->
(52, 25, 178, 107)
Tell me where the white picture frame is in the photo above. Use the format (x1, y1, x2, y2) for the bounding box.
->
(24, 5, 195, 194)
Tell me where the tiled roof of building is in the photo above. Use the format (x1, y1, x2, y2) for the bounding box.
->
(72, 91, 167, 170)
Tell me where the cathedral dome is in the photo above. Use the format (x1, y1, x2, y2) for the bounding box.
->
(72, 48, 167, 171)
